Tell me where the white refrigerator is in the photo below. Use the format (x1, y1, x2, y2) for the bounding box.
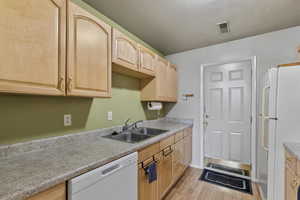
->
(261, 64, 300, 200)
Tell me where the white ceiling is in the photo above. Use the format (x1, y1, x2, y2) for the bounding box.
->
(83, 0, 300, 55)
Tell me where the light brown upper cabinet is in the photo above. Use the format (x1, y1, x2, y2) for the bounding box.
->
(141, 57, 177, 102)
(139, 45, 156, 76)
(67, 2, 111, 98)
(156, 57, 169, 101)
(0, 0, 66, 96)
(112, 29, 139, 71)
(112, 29, 156, 79)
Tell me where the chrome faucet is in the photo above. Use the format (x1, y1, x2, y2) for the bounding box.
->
(122, 119, 143, 132)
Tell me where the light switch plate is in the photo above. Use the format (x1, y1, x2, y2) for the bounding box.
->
(107, 111, 113, 121)
(64, 114, 72, 126)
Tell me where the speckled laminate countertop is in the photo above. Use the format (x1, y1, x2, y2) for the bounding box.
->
(0, 118, 193, 200)
(284, 142, 300, 160)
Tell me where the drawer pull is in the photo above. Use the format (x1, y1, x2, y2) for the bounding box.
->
(58, 76, 65, 91)
(101, 164, 121, 176)
(163, 147, 173, 157)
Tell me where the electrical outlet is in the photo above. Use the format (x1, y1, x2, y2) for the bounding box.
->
(64, 114, 72, 126)
(107, 111, 113, 121)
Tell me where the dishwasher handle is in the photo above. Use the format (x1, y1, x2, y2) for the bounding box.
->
(101, 164, 121, 176)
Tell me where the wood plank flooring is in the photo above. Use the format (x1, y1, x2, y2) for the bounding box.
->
(164, 168, 262, 200)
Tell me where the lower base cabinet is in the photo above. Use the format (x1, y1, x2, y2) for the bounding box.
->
(138, 128, 193, 200)
(285, 150, 300, 200)
(27, 183, 66, 200)
(285, 167, 298, 200)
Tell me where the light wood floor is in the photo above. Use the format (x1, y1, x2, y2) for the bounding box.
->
(164, 168, 261, 200)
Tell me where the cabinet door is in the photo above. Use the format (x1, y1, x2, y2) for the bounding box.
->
(139, 46, 156, 76)
(27, 183, 66, 200)
(67, 2, 111, 98)
(285, 167, 297, 200)
(158, 147, 173, 199)
(139, 158, 159, 200)
(113, 29, 139, 71)
(156, 57, 168, 101)
(0, 0, 66, 96)
(172, 140, 185, 183)
(169, 64, 178, 102)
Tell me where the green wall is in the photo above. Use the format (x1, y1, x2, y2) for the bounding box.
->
(0, 0, 167, 145)
(0, 73, 162, 145)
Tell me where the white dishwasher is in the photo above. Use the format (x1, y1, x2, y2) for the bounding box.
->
(68, 152, 138, 200)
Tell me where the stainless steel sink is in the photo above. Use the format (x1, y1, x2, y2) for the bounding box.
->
(103, 128, 168, 143)
(132, 127, 168, 136)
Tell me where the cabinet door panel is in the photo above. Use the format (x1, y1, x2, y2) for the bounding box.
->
(166, 64, 177, 102)
(285, 167, 297, 200)
(68, 2, 111, 97)
(170, 64, 178, 101)
(139, 163, 158, 200)
(156, 57, 168, 100)
(113, 29, 139, 71)
(172, 140, 185, 183)
(139, 46, 156, 76)
(0, 0, 66, 95)
(158, 148, 173, 198)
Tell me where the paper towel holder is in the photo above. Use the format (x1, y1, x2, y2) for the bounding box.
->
(183, 93, 194, 101)
(147, 102, 163, 111)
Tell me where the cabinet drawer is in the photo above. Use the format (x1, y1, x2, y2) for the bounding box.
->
(183, 128, 192, 137)
(138, 142, 160, 163)
(175, 131, 184, 143)
(160, 136, 175, 150)
(286, 150, 297, 172)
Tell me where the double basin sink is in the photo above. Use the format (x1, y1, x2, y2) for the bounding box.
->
(104, 127, 168, 143)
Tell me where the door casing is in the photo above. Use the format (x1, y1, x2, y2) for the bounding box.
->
(200, 57, 257, 180)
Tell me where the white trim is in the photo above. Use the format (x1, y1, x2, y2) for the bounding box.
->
(190, 164, 202, 169)
(258, 184, 267, 200)
(199, 56, 257, 180)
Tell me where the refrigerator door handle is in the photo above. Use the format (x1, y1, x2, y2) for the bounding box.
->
(261, 85, 271, 152)
(265, 116, 278, 121)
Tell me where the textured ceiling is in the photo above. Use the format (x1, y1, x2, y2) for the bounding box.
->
(83, 0, 300, 55)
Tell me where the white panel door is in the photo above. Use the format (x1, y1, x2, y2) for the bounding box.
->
(204, 61, 252, 164)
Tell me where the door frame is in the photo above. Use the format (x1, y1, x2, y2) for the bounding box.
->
(199, 56, 257, 180)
